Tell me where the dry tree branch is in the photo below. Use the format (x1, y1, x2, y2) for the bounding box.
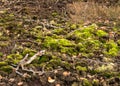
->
(15, 50, 45, 76)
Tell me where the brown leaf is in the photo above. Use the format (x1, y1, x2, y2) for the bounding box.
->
(18, 82, 23, 86)
(48, 77, 55, 83)
(63, 71, 70, 76)
(9, 78, 15, 82)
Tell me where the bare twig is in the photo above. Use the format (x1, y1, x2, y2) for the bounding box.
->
(14, 50, 45, 76)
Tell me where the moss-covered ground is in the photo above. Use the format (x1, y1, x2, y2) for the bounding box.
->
(0, 0, 120, 86)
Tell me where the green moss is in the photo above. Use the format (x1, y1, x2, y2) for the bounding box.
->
(96, 30, 108, 37)
(29, 28, 43, 39)
(38, 55, 50, 63)
(92, 79, 99, 86)
(34, 25, 42, 29)
(22, 48, 36, 56)
(49, 58, 61, 67)
(43, 37, 58, 50)
(95, 63, 115, 73)
(60, 46, 77, 55)
(0, 36, 9, 41)
(52, 28, 66, 35)
(76, 66, 87, 71)
(82, 23, 97, 33)
(104, 40, 119, 56)
(70, 29, 94, 41)
(0, 52, 3, 57)
(0, 62, 8, 67)
(102, 72, 116, 78)
(105, 40, 118, 48)
(62, 61, 72, 70)
(83, 79, 92, 86)
(43, 37, 74, 51)
(117, 40, 120, 45)
(0, 65, 12, 73)
(0, 42, 9, 47)
(58, 39, 74, 47)
(7, 53, 23, 64)
(70, 24, 77, 30)
(52, 12, 58, 17)
(108, 48, 118, 56)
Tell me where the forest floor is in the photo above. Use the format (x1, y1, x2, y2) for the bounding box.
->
(0, 0, 120, 86)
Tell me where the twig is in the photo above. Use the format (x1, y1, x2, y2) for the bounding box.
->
(15, 50, 45, 76)
(25, 50, 45, 65)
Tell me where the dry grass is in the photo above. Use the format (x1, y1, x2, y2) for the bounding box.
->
(66, 1, 120, 23)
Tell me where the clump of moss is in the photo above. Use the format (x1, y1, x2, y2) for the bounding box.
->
(43, 37, 75, 54)
(117, 40, 120, 45)
(0, 42, 9, 47)
(0, 65, 12, 73)
(76, 66, 87, 72)
(83, 79, 92, 86)
(92, 79, 99, 86)
(104, 40, 119, 57)
(70, 24, 77, 30)
(95, 63, 115, 73)
(0, 52, 3, 57)
(29, 27, 43, 39)
(22, 48, 36, 56)
(0, 62, 8, 67)
(96, 30, 108, 37)
(52, 28, 66, 35)
(62, 61, 72, 70)
(7, 53, 23, 64)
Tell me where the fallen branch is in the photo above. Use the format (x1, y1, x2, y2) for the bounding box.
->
(15, 50, 45, 76)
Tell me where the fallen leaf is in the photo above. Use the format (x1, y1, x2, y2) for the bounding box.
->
(18, 82, 23, 86)
(9, 78, 15, 82)
(48, 77, 55, 83)
(63, 71, 70, 76)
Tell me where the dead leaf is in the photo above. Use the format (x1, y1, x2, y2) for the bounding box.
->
(18, 82, 23, 86)
(63, 71, 70, 76)
(48, 77, 55, 83)
(9, 78, 15, 82)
